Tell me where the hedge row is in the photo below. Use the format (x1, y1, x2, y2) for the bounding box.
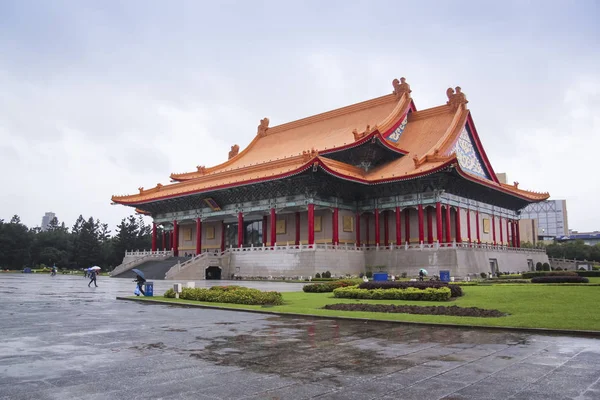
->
(164, 286, 284, 305)
(531, 276, 590, 284)
(303, 279, 363, 293)
(521, 271, 578, 279)
(357, 281, 463, 298)
(332, 286, 451, 301)
(575, 271, 600, 277)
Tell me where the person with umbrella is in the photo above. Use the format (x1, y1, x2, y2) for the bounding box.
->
(419, 268, 428, 281)
(88, 266, 100, 287)
(133, 269, 146, 296)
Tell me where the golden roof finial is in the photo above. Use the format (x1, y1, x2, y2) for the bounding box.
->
(257, 118, 269, 137)
(393, 77, 411, 100)
(446, 86, 468, 110)
(228, 144, 240, 160)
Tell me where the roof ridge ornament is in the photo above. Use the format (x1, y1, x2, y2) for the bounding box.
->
(228, 144, 240, 160)
(138, 187, 144, 194)
(446, 86, 468, 111)
(392, 77, 411, 100)
(196, 165, 206, 175)
(257, 118, 270, 137)
(352, 124, 372, 141)
(302, 147, 319, 161)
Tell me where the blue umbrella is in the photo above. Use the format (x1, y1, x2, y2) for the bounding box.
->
(132, 269, 145, 280)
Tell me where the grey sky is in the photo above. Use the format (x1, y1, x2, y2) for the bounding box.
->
(0, 0, 598, 233)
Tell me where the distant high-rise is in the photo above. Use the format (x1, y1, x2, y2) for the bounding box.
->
(41, 212, 56, 231)
(520, 200, 568, 239)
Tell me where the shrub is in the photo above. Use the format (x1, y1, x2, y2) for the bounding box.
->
(365, 271, 373, 279)
(315, 272, 321, 278)
(480, 272, 487, 279)
(333, 286, 451, 301)
(303, 279, 362, 293)
(323, 271, 332, 278)
(576, 270, 600, 277)
(536, 262, 543, 271)
(531, 276, 590, 284)
(401, 272, 407, 278)
(163, 286, 284, 305)
(542, 262, 550, 271)
(358, 281, 463, 298)
(522, 271, 577, 279)
(555, 267, 563, 271)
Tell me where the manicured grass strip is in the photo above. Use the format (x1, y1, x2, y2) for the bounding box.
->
(128, 284, 600, 332)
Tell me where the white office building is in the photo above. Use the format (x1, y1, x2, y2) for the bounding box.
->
(520, 200, 568, 239)
(41, 212, 56, 231)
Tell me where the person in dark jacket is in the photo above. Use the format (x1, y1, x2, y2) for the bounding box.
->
(134, 275, 146, 296)
(88, 269, 98, 287)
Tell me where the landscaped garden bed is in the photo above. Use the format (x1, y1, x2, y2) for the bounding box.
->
(333, 286, 451, 301)
(358, 281, 464, 297)
(163, 285, 283, 305)
(531, 276, 589, 283)
(302, 279, 362, 293)
(323, 303, 506, 317)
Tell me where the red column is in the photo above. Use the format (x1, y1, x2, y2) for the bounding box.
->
(220, 221, 225, 252)
(467, 209, 472, 243)
(418, 204, 424, 244)
(295, 212, 300, 246)
(436, 202, 443, 243)
(262, 216, 267, 245)
(499, 216, 504, 245)
(237, 212, 244, 248)
(492, 215, 497, 245)
(455, 207, 462, 243)
(507, 219, 511, 247)
(172, 220, 179, 256)
(445, 205, 452, 243)
(168, 231, 172, 250)
(355, 212, 361, 246)
(426, 207, 434, 244)
(151, 222, 157, 252)
(383, 210, 389, 246)
(332, 208, 339, 245)
(270, 208, 276, 246)
(516, 220, 521, 247)
(475, 211, 481, 244)
(404, 208, 410, 244)
(395, 206, 401, 245)
(374, 208, 380, 246)
(308, 204, 315, 246)
(366, 214, 370, 246)
(161, 230, 166, 251)
(196, 218, 202, 255)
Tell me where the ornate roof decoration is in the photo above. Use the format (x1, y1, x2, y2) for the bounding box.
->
(413, 149, 454, 168)
(446, 86, 468, 111)
(352, 125, 373, 141)
(393, 77, 411, 100)
(138, 187, 144, 194)
(514, 181, 519, 188)
(257, 118, 269, 137)
(196, 165, 206, 175)
(156, 183, 163, 191)
(302, 148, 319, 161)
(228, 144, 240, 160)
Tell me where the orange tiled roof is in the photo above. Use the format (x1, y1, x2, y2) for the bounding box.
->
(111, 79, 549, 205)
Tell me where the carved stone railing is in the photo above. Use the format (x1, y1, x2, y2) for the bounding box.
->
(110, 250, 173, 277)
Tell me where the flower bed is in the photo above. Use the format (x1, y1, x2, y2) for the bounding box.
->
(522, 271, 578, 279)
(358, 281, 463, 298)
(333, 286, 451, 301)
(164, 286, 284, 305)
(531, 276, 590, 284)
(303, 279, 362, 293)
(323, 303, 506, 317)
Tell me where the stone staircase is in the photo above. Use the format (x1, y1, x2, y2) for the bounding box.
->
(165, 252, 228, 280)
(112, 257, 189, 280)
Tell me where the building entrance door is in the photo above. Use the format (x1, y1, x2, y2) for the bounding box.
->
(224, 220, 263, 248)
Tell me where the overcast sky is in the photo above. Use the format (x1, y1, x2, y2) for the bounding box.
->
(0, 0, 598, 234)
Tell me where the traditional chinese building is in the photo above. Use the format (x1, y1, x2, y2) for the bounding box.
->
(111, 78, 549, 280)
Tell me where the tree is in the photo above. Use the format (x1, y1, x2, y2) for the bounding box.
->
(111, 215, 152, 266)
(0, 216, 32, 269)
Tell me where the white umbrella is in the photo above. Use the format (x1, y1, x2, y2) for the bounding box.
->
(419, 268, 428, 275)
(90, 266, 101, 270)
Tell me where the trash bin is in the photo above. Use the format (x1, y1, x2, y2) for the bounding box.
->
(439, 270, 450, 282)
(144, 282, 154, 297)
(373, 273, 388, 281)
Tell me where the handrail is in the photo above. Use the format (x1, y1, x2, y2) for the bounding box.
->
(110, 250, 173, 276)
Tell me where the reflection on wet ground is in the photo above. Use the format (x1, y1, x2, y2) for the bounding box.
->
(1, 274, 600, 399)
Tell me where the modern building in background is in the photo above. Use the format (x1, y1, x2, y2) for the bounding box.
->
(520, 200, 568, 240)
(41, 212, 56, 231)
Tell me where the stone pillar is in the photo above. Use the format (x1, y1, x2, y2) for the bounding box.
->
(220, 221, 225, 252)
(492, 215, 497, 245)
(418, 204, 424, 244)
(168, 231, 172, 251)
(467, 209, 472, 243)
(262, 215, 267, 246)
(308, 203, 315, 246)
(404, 208, 410, 244)
(366, 214, 370, 246)
(151, 222, 157, 252)
(426, 207, 434, 244)
(499, 216, 504, 245)
(355, 211, 361, 246)
(516, 220, 521, 247)
(295, 212, 300, 246)
(161, 230, 166, 251)
(455, 207, 462, 243)
(475, 211, 481, 244)
(237, 212, 244, 248)
(332, 208, 339, 245)
(507, 219, 511, 247)
(383, 210, 389, 246)
(196, 218, 202, 255)
(436, 202, 443, 243)
(395, 206, 401, 245)
(172, 220, 179, 256)
(445, 205, 452, 244)
(374, 208, 380, 246)
(270, 208, 276, 246)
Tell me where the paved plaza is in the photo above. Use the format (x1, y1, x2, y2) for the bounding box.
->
(1, 274, 600, 400)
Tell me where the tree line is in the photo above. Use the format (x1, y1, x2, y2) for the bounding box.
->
(522, 240, 600, 262)
(0, 215, 160, 271)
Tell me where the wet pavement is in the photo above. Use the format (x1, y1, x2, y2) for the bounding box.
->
(1, 274, 600, 400)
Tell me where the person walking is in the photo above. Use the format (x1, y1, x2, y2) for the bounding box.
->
(134, 274, 146, 296)
(419, 269, 424, 281)
(88, 269, 98, 287)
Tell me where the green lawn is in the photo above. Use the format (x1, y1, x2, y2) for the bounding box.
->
(132, 284, 600, 332)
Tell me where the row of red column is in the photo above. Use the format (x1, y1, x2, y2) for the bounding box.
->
(149, 205, 522, 253)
